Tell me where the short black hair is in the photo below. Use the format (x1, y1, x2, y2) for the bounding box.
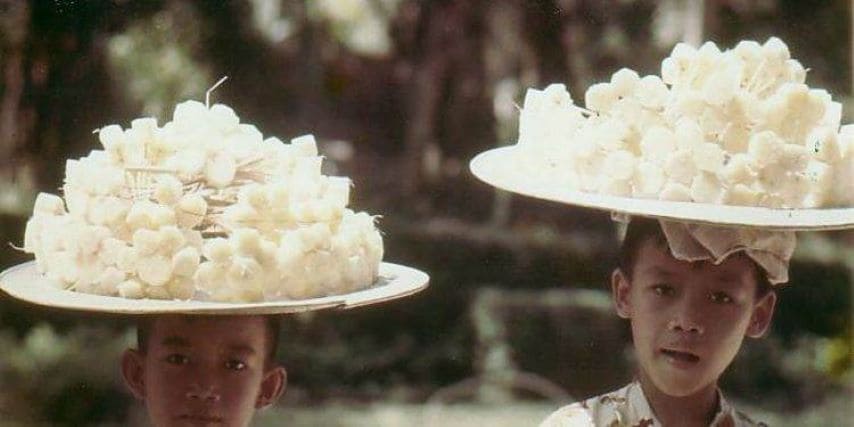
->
(136, 315, 281, 367)
(617, 217, 773, 298)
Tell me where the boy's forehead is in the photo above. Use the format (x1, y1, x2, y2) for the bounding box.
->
(150, 315, 268, 344)
(634, 238, 755, 282)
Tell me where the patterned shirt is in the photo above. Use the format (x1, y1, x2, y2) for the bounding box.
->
(539, 381, 766, 427)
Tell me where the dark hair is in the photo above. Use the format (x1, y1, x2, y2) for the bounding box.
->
(617, 217, 773, 298)
(136, 315, 281, 366)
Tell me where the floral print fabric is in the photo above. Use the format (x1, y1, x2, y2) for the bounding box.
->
(539, 381, 766, 427)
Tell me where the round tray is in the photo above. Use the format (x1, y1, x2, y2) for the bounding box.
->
(470, 146, 854, 231)
(0, 261, 429, 315)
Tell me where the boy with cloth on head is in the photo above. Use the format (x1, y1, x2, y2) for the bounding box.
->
(465, 36, 854, 427)
(540, 217, 791, 427)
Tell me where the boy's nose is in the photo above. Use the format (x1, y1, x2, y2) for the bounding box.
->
(186, 385, 221, 402)
(667, 304, 706, 335)
(667, 296, 706, 334)
(667, 317, 705, 335)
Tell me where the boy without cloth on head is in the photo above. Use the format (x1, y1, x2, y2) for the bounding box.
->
(541, 217, 792, 427)
(121, 315, 287, 427)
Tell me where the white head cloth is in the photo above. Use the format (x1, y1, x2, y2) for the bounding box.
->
(614, 214, 796, 285)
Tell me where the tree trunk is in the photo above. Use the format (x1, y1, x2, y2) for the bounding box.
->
(0, 0, 29, 172)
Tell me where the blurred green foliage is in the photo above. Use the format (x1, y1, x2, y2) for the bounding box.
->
(0, 322, 133, 423)
(107, 1, 212, 120)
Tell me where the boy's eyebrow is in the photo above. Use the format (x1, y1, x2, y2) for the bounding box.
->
(713, 272, 739, 283)
(643, 265, 745, 286)
(226, 343, 257, 355)
(640, 266, 676, 277)
(159, 337, 259, 355)
(161, 336, 191, 347)
(712, 271, 750, 288)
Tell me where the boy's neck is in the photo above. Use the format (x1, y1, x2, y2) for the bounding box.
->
(637, 372, 720, 427)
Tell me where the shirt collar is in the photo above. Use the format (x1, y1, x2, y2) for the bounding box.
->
(629, 380, 737, 427)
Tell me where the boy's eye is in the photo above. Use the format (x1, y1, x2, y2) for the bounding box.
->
(165, 354, 190, 365)
(710, 291, 733, 304)
(651, 284, 674, 296)
(225, 359, 247, 371)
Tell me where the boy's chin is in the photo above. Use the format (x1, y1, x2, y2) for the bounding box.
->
(655, 381, 708, 398)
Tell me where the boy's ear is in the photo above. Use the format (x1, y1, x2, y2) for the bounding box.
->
(256, 366, 287, 409)
(612, 268, 632, 319)
(746, 291, 777, 338)
(121, 348, 146, 400)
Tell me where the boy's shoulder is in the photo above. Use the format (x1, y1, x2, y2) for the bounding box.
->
(539, 382, 655, 427)
(539, 382, 768, 427)
(721, 408, 769, 427)
(714, 390, 769, 427)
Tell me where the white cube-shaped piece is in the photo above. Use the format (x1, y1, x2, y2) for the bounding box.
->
(33, 192, 66, 216)
(659, 182, 692, 202)
(209, 103, 240, 132)
(204, 152, 237, 188)
(291, 134, 319, 157)
(690, 172, 725, 203)
(640, 126, 677, 164)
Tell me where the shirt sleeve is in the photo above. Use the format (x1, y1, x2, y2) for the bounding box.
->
(539, 403, 596, 427)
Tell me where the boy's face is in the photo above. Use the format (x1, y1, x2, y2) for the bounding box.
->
(121, 315, 286, 427)
(612, 239, 776, 398)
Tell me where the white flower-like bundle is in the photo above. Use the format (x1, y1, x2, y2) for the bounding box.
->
(514, 37, 854, 208)
(22, 100, 383, 302)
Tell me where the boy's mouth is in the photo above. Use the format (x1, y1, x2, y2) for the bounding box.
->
(660, 348, 700, 364)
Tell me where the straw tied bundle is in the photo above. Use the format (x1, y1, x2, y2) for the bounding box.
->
(22, 98, 383, 303)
